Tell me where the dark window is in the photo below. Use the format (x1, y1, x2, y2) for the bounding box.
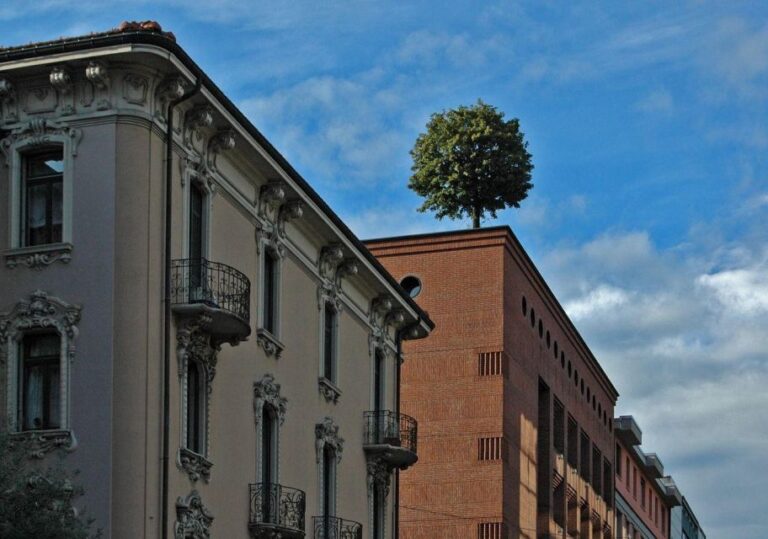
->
(641, 478, 646, 507)
(24, 151, 63, 247)
(263, 249, 277, 333)
(189, 184, 205, 290)
(579, 430, 590, 480)
(592, 446, 602, 496)
(616, 444, 622, 477)
(521, 296, 527, 316)
(400, 275, 422, 298)
(530, 308, 535, 328)
(261, 405, 276, 521)
(374, 350, 384, 412)
(20, 333, 60, 431)
(322, 444, 336, 533)
(567, 416, 578, 468)
(323, 303, 336, 381)
(553, 399, 565, 454)
(186, 360, 204, 454)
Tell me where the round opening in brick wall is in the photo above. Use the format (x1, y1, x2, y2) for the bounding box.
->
(554, 342, 558, 357)
(580, 380, 584, 394)
(574, 370, 579, 386)
(567, 361, 572, 377)
(587, 387, 591, 401)
(560, 352, 565, 369)
(400, 275, 422, 298)
(546, 331, 550, 348)
(530, 309, 536, 328)
(598, 403, 602, 415)
(522, 296, 527, 316)
(538, 319, 543, 338)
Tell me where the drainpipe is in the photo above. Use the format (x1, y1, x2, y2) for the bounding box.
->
(394, 317, 421, 539)
(162, 75, 200, 539)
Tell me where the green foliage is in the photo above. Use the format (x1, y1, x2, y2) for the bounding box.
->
(409, 99, 534, 228)
(0, 433, 99, 539)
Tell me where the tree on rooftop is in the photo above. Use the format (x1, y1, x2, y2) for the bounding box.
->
(0, 433, 99, 539)
(409, 100, 534, 228)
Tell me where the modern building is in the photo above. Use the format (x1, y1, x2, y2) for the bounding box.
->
(0, 22, 433, 539)
(613, 416, 682, 539)
(366, 227, 619, 539)
(670, 497, 706, 539)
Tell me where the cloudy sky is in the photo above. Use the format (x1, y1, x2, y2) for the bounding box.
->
(3, 2, 766, 536)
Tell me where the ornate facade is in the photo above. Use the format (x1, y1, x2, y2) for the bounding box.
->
(0, 23, 432, 539)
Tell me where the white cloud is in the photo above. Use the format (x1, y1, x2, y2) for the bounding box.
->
(698, 265, 768, 316)
(565, 284, 630, 319)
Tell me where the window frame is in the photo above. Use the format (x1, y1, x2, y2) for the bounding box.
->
(184, 358, 207, 456)
(318, 299, 341, 402)
(22, 150, 64, 248)
(5, 135, 76, 267)
(19, 332, 62, 431)
(1, 291, 80, 454)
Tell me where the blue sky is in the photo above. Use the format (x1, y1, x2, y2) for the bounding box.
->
(3, 2, 766, 537)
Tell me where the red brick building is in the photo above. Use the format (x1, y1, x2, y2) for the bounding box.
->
(367, 227, 619, 539)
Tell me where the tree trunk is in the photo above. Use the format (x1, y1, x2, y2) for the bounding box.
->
(472, 213, 480, 228)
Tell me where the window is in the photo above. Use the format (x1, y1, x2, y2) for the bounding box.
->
(400, 275, 422, 298)
(553, 399, 565, 454)
(185, 360, 206, 455)
(262, 249, 278, 334)
(322, 302, 337, 382)
(579, 431, 590, 480)
(373, 485, 384, 539)
(321, 444, 337, 524)
(626, 457, 630, 486)
(592, 446, 602, 496)
(641, 478, 646, 507)
(20, 333, 61, 431)
(478, 522, 506, 539)
(567, 416, 578, 468)
(23, 151, 64, 247)
(616, 444, 622, 477)
(373, 349, 385, 412)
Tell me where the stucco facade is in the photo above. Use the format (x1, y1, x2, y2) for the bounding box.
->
(366, 228, 619, 539)
(0, 24, 432, 539)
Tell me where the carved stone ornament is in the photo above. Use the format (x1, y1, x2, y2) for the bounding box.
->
(366, 457, 391, 499)
(0, 290, 81, 363)
(317, 282, 343, 313)
(0, 77, 18, 122)
(277, 200, 303, 234)
(259, 180, 286, 218)
(9, 430, 78, 459)
(0, 118, 82, 165)
(335, 258, 359, 285)
(255, 328, 284, 358)
(176, 314, 219, 389)
(5, 243, 73, 269)
(85, 61, 109, 90)
(155, 76, 187, 122)
(184, 105, 214, 147)
(315, 417, 344, 463)
(175, 490, 213, 539)
(253, 374, 288, 426)
(177, 447, 213, 483)
(318, 377, 341, 404)
(205, 129, 235, 172)
(319, 244, 344, 280)
(49, 67, 72, 94)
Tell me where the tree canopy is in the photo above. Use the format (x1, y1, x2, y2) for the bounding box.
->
(409, 100, 533, 228)
(0, 434, 99, 539)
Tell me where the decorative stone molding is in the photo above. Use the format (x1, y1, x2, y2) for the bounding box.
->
(9, 429, 78, 459)
(84, 61, 110, 110)
(85, 61, 109, 90)
(253, 374, 287, 426)
(1, 290, 81, 437)
(315, 417, 344, 463)
(49, 67, 72, 94)
(259, 180, 286, 218)
(176, 314, 219, 464)
(4, 243, 73, 269)
(317, 281, 343, 313)
(319, 244, 344, 280)
(255, 328, 284, 359)
(366, 457, 391, 499)
(154, 76, 187, 122)
(184, 105, 214, 148)
(0, 118, 82, 163)
(0, 77, 18, 122)
(177, 447, 213, 483)
(318, 377, 342, 404)
(175, 490, 213, 539)
(205, 129, 235, 173)
(176, 314, 219, 388)
(0, 290, 81, 362)
(277, 200, 303, 235)
(123, 73, 150, 106)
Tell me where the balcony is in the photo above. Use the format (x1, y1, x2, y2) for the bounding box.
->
(312, 516, 362, 539)
(171, 258, 251, 342)
(363, 410, 418, 469)
(249, 483, 306, 538)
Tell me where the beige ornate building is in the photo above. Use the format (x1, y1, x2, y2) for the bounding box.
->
(0, 22, 432, 538)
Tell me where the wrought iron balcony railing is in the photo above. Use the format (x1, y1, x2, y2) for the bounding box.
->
(171, 258, 251, 325)
(312, 516, 362, 539)
(249, 483, 306, 537)
(363, 410, 417, 454)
